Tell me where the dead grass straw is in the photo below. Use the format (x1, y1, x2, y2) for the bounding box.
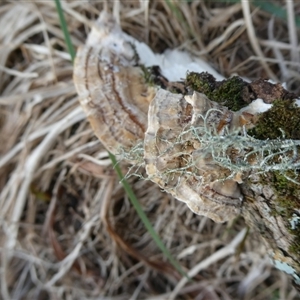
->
(0, 1, 299, 299)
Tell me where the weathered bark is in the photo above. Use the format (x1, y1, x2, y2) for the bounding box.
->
(73, 12, 300, 291)
(242, 174, 300, 290)
(184, 72, 300, 289)
(161, 73, 300, 289)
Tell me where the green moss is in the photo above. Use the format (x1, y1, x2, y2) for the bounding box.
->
(141, 65, 156, 86)
(185, 72, 248, 111)
(289, 238, 300, 255)
(248, 99, 300, 140)
(247, 100, 300, 256)
(212, 76, 248, 111)
(274, 171, 298, 192)
(272, 171, 300, 212)
(268, 170, 300, 255)
(288, 212, 300, 257)
(186, 72, 215, 95)
(289, 218, 300, 255)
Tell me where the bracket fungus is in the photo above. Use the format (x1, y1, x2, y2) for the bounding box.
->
(73, 12, 254, 222)
(144, 89, 245, 222)
(74, 11, 300, 289)
(73, 12, 156, 154)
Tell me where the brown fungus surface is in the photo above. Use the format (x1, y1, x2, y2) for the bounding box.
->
(144, 90, 243, 223)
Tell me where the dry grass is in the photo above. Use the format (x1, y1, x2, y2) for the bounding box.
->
(0, 1, 300, 299)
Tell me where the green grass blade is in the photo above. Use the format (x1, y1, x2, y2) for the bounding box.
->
(109, 153, 189, 279)
(54, 0, 188, 280)
(208, 0, 300, 28)
(54, 0, 76, 63)
(251, 1, 300, 28)
(164, 0, 197, 41)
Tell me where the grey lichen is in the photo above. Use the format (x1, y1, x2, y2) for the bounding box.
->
(289, 213, 300, 230)
(273, 260, 300, 285)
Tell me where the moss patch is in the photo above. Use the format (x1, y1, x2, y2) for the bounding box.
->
(185, 72, 248, 111)
(248, 99, 300, 140)
(141, 65, 157, 86)
(269, 170, 300, 255)
(272, 171, 300, 212)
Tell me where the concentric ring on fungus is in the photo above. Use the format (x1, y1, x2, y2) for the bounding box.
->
(73, 12, 245, 223)
(144, 89, 243, 222)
